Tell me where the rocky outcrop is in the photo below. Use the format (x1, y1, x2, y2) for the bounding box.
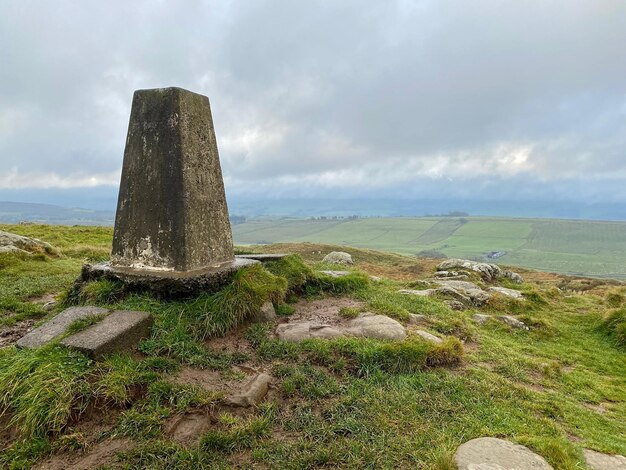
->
(455, 437, 553, 470)
(399, 280, 491, 306)
(437, 258, 523, 283)
(322, 251, 353, 265)
(488, 286, 524, 299)
(583, 449, 626, 470)
(498, 315, 528, 330)
(0, 230, 56, 255)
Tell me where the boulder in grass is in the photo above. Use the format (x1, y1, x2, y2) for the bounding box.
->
(488, 286, 524, 299)
(583, 449, 626, 470)
(497, 315, 528, 330)
(455, 437, 553, 470)
(345, 314, 407, 341)
(0, 230, 56, 255)
(225, 373, 272, 407)
(322, 251, 353, 265)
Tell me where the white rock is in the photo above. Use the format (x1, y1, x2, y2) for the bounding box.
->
(488, 287, 524, 299)
(437, 259, 503, 282)
(318, 270, 351, 278)
(472, 314, 491, 325)
(398, 289, 436, 297)
(498, 315, 528, 330)
(583, 449, 626, 470)
(0, 230, 55, 255)
(322, 251, 353, 265)
(276, 322, 345, 342)
(455, 437, 553, 470)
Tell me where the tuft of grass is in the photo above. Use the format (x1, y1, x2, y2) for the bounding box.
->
(200, 415, 271, 454)
(71, 279, 126, 306)
(600, 307, 626, 348)
(264, 254, 314, 294)
(305, 271, 370, 296)
(0, 346, 92, 438)
(338, 306, 362, 319)
(273, 364, 341, 399)
(65, 313, 108, 336)
(275, 303, 295, 316)
(605, 289, 625, 308)
(147, 380, 221, 412)
(114, 402, 171, 439)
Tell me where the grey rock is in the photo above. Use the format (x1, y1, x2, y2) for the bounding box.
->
(111, 87, 234, 273)
(398, 289, 436, 297)
(504, 270, 524, 284)
(42, 301, 57, 312)
(61, 310, 153, 359)
(346, 314, 407, 341)
(455, 437, 553, 470)
(445, 300, 466, 311)
(225, 373, 272, 407)
(472, 314, 492, 325)
(488, 286, 524, 299)
(16, 306, 109, 349)
(318, 270, 351, 278)
(408, 313, 428, 325)
(436, 286, 473, 304)
(252, 302, 277, 322)
(276, 321, 345, 342)
(322, 251, 353, 265)
(497, 315, 528, 330)
(437, 259, 503, 282)
(0, 230, 55, 255)
(434, 280, 491, 306)
(414, 330, 443, 344)
(583, 449, 626, 470)
(236, 253, 288, 262)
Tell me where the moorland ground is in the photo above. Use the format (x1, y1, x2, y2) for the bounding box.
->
(0, 224, 625, 469)
(233, 216, 626, 279)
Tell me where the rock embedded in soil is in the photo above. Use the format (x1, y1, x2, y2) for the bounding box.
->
(16, 306, 109, 349)
(445, 300, 466, 311)
(497, 315, 528, 330)
(0, 230, 56, 255)
(345, 314, 407, 341)
(225, 373, 272, 407)
(454, 437, 553, 470)
(414, 330, 443, 344)
(318, 270, 351, 278)
(276, 321, 345, 342)
(433, 280, 491, 306)
(437, 258, 523, 284)
(583, 448, 626, 470)
(398, 289, 436, 297)
(488, 286, 524, 299)
(472, 314, 492, 325)
(167, 412, 211, 445)
(408, 313, 428, 325)
(322, 251, 353, 265)
(60, 310, 153, 359)
(252, 301, 277, 322)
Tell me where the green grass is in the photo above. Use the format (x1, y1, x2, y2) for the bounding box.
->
(1, 225, 626, 468)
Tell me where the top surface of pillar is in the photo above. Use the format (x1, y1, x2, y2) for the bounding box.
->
(111, 87, 234, 272)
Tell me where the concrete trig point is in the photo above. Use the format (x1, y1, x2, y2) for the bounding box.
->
(83, 87, 257, 294)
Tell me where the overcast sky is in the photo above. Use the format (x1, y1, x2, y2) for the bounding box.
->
(1, 0, 626, 205)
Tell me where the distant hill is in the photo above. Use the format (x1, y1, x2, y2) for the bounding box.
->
(0, 201, 115, 226)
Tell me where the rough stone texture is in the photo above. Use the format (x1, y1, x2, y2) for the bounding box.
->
(488, 286, 524, 299)
(414, 330, 443, 344)
(318, 270, 351, 278)
(434, 280, 491, 306)
(472, 314, 492, 325)
(236, 253, 288, 262)
(80, 258, 259, 296)
(408, 313, 428, 325)
(61, 310, 153, 359)
(111, 87, 233, 273)
(504, 270, 524, 284)
(445, 300, 466, 311)
(398, 289, 436, 297)
(276, 321, 345, 342)
(16, 306, 109, 349)
(225, 373, 272, 407)
(498, 315, 528, 330)
(438, 259, 503, 282)
(583, 449, 626, 470)
(276, 314, 406, 342)
(345, 314, 407, 341)
(455, 437, 553, 470)
(0, 230, 55, 255)
(252, 302, 277, 322)
(322, 251, 353, 265)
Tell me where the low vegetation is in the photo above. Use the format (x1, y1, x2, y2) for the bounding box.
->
(0, 224, 625, 469)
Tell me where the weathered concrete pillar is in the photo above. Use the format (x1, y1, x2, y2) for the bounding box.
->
(111, 87, 234, 272)
(82, 87, 257, 295)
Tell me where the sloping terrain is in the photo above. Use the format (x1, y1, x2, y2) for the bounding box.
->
(0, 224, 625, 469)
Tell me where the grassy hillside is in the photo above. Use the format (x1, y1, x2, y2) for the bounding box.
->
(233, 217, 626, 279)
(0, 224, 625, 468)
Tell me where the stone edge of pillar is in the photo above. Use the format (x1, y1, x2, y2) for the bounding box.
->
(79, 258, 260, 296)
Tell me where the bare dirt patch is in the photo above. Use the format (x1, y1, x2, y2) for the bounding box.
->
(166, 411, 212, 445)
(34, 438, 132, 470)
(287, 297, 366, 326)
(0, 319, 36, 347)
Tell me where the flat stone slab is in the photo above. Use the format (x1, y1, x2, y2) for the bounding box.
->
(584, 449, 626, 470)
(276, 321, 345, 342)
(455, 437, 553, 469)
(225, 373, 272, 407)
(488, 286, 524, 299)
(398, 289, 436, 297)
(16, 306, 109, 349)
(236, 254, 288, 262)
(61, 310, 153, 359)
(80, 258, 259, 296)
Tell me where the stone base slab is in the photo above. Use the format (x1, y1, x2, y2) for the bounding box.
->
(235, 254, 288, 262)
(80, 258, 259, 296)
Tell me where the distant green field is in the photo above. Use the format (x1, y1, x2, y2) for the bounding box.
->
(233, 217, 626, 278)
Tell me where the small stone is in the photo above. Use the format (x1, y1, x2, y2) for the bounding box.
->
(472, 314, 491, 325)
(318, 270, 351, 278)
(225, 373, 272, 407)
(322, 251, 353, 265)
(488, 286, 524, 299)
(414, 330, 443, 344)
(408, 313, 428, 325)
(252, 302, 276, 322)
(276, 321, 345, 342)
(42, 301, 57, 312)
(398, 289, 436, 297)
(16, 306, 109, 349)
(455, 437, 553, 470)
(445, 300, 466, 311)
(504, 270, 524, 284)
(583, 449, 626, 470)
(497, 315, 528, 330)
(369, 275, 382, 282)
(346, 314, 407, 341)
(61, 310, 153, 359)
